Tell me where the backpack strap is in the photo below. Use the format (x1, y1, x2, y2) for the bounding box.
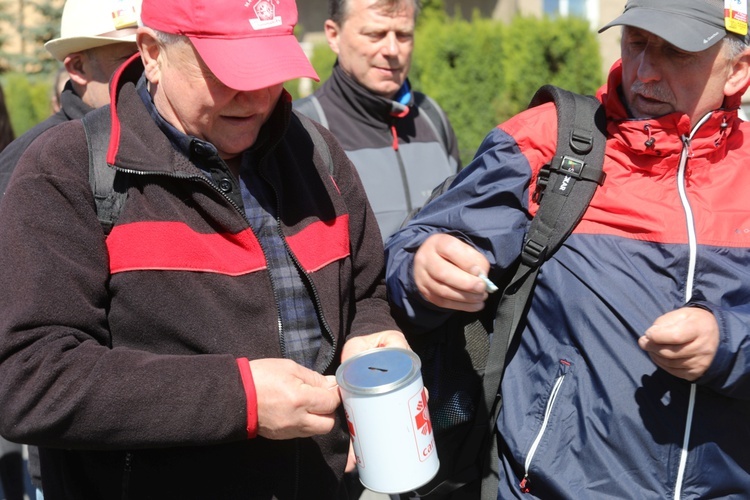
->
(294, 110, 334, 176)
(476, 85, 607, 498)
(396, 94, 457, 229)
(414, 92, 451, 156)
(83, 106, 127, 236)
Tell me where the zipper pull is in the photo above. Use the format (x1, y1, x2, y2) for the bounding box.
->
(643, 124, 655, 148)
(390, 124, 399, 151)
(520, 475, 531, 493)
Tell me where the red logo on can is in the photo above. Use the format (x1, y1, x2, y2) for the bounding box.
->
(414, 389, 432, 435)
(344, 404, 365, 467)
(409, 388, 436, 461)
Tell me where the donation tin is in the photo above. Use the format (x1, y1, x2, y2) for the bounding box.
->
(336, 347, 439, 494)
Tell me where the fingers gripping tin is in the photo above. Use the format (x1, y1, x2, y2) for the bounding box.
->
(336, 348, 439, 494)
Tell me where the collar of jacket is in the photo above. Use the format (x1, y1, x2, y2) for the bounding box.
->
(59, 81, 93, 121)
(102, 53, 293, 176)
(328, 61, 411, 122)
(597, 59, 741, 159)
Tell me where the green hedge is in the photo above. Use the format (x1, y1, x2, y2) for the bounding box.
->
(301, 13, 604, 165)
(1, 72, 53, 137)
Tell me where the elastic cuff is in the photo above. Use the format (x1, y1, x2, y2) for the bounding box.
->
(236, 358, 258, 439)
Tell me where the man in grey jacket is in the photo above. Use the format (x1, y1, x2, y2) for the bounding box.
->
(295, 0, 461, 241)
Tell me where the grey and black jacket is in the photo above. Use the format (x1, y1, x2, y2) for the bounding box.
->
(294, 62, 461, 241)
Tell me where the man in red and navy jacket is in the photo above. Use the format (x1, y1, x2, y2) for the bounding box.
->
(387, 0, 750, 497)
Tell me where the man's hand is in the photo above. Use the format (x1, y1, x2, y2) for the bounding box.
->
(338, 330, 409, 471)
(250, 358, 340, 440)
(413, 233, 490, 312)
(341, 330, 409, 363)
(638, 307, 720, 381)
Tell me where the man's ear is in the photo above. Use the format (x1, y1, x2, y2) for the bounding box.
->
(137, 27, 162, 85)
(324, 19, 341, 55)
(62, 52, 87, 86)
(725, 48, 750, 97)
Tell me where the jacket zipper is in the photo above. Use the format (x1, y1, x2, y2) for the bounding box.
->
(519, 373, 567, 494)
(260, 168, 338, 372)
(121, 451, 133, 500)
(671, 113, 710, 499)
(256, 165, 339, 497)
(204, 169, 287, 358)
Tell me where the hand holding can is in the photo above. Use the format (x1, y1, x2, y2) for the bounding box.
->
(336, 348, 439, 494)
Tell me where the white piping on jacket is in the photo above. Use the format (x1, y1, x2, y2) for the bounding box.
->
(523, 375, 566, 480)
(672, 112, 711, 499)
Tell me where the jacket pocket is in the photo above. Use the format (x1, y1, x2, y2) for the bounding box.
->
(519, 358, 572, 494)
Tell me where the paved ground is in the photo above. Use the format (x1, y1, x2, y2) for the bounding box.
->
(359, 489, 392, 500)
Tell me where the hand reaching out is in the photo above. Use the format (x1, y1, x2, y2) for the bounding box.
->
(413, 233, 490, 312)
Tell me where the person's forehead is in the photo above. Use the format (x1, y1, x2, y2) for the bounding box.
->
(162, 39, 225, 83)
(352, 4, 415, 29)
(623, 26, 691, 51)
(621, 24, 728, 66)
(86, 41, 138, 59)
(347, 0, 415, 20)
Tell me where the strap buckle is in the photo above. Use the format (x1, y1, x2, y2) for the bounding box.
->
(521, 238, 547, 268)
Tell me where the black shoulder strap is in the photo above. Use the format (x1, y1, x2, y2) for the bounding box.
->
(415, 92, 451, 155)
(83, 106, 127, 236)
(474, 86, 606, 498)
(294, 111, 334, 176)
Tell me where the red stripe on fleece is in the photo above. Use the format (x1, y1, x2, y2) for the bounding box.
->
(286, 215, 350, 272)
(106, 221, 267, 275)
(236, 358, 258, 439)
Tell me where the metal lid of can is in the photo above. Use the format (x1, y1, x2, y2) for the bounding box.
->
(336, 348, 421, 396)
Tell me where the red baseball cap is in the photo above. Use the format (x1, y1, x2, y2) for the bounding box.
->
(140, 0, 319, 91)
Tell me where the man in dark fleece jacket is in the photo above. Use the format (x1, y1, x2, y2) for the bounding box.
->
(0, 0, 407, 498)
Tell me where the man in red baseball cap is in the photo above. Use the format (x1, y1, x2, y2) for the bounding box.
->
(0, 0, 409, 497)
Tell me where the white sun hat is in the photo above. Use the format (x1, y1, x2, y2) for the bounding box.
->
(45, 0, 141, 61)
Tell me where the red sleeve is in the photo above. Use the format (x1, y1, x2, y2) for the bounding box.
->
(236, 358, 258, 439)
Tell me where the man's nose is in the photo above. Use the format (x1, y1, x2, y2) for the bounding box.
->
(636, 46, 662, 83)
(382, 32, 399, 57)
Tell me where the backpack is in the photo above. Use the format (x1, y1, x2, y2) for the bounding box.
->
(405, 85, 607, 499)
(81, 108, 334, 235)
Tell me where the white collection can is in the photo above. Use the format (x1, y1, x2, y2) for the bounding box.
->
(336, 347, 439, 494)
